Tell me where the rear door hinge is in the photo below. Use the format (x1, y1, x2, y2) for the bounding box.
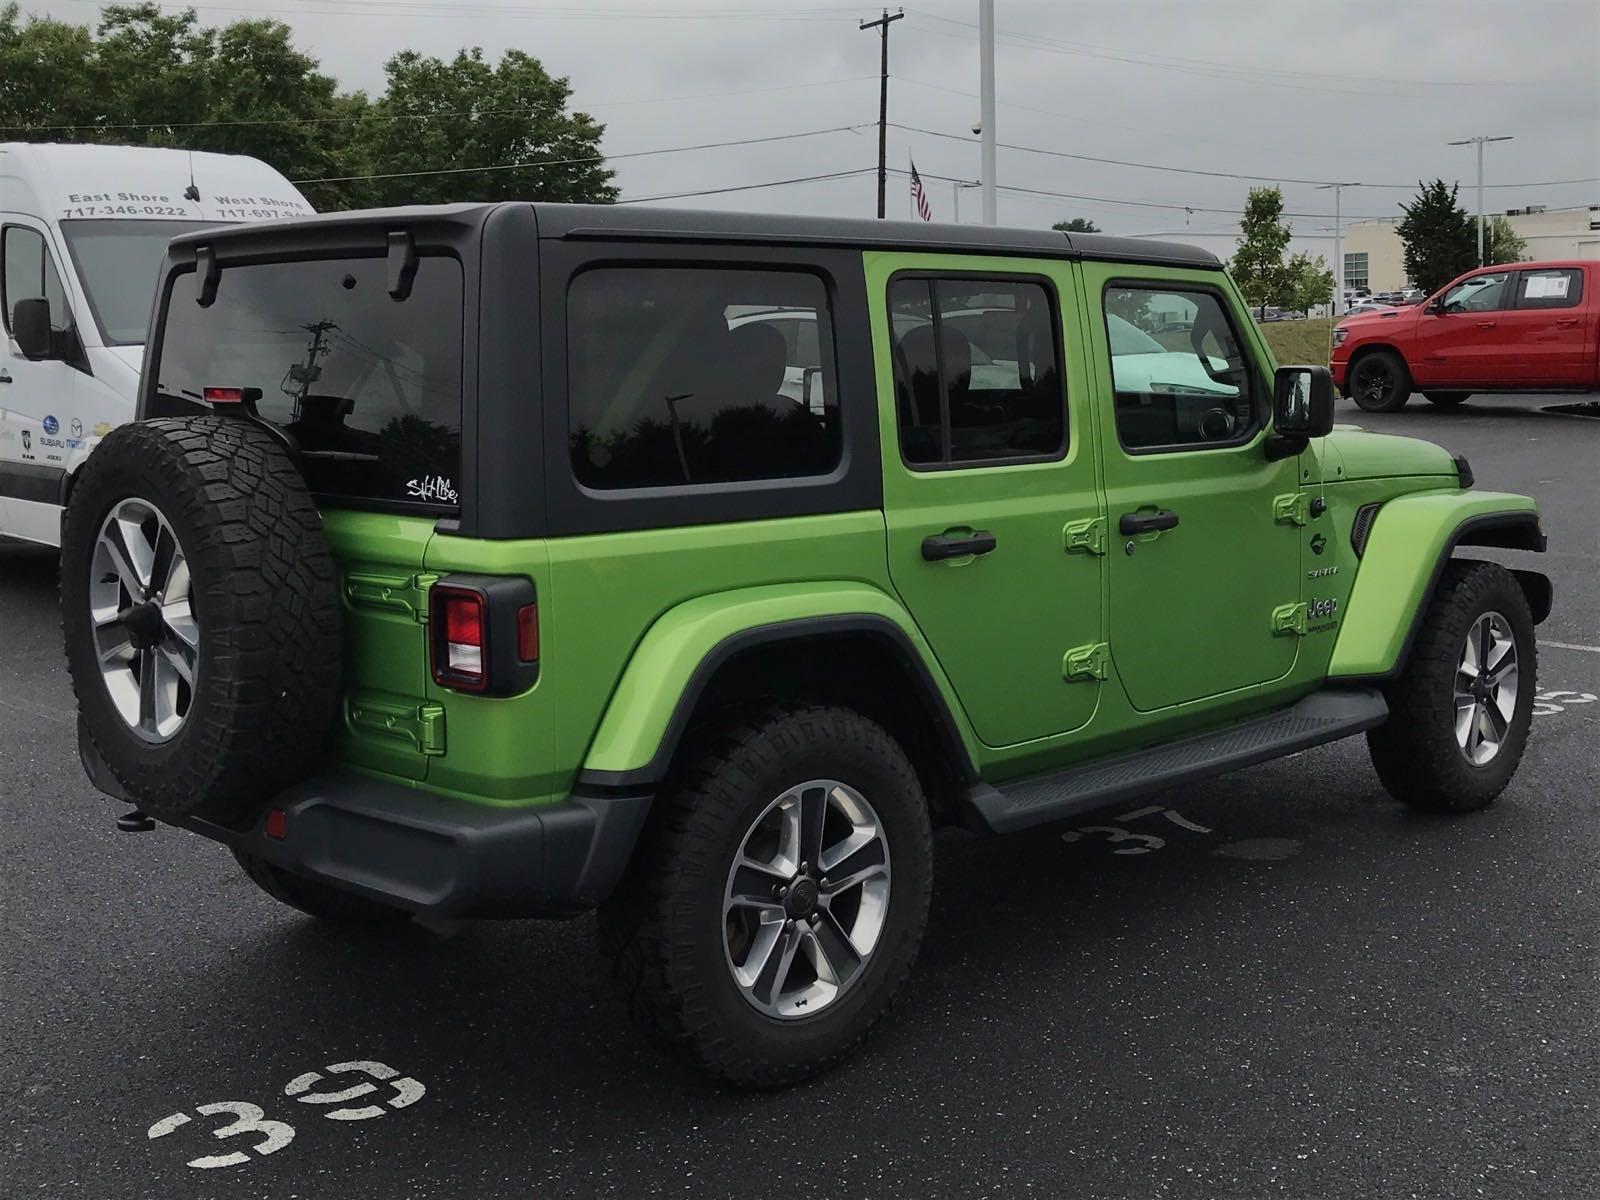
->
(347, 693, 447, 756)
(1273, 492, 1310, 527)
(1271, 602, 1308, 637)
(1062, 641, 1110, 681)
(345, 570, 440, 623)
(1063, 516, 1107, 556)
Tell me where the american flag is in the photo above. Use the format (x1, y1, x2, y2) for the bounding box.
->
(910, 159, 932, 222)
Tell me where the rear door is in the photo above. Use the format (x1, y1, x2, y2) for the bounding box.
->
(148, 250, 467, 781)
(1500, 266, 1589, 385)
(871, 253, 1105, 748)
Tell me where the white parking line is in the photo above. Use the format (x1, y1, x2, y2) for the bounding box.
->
(1542, 641, 1600, 654)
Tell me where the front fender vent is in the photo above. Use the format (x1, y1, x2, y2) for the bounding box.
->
(1350, 503, 1382, 557)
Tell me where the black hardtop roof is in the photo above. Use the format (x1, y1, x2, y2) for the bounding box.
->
(533, 203, 1221, 268)
(169, 200, 1220, 270)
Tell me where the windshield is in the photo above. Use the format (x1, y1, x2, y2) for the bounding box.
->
(61, 219, 222, 346)
(1106, 312, 1167, 356)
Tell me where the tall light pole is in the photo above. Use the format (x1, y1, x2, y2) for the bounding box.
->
(1316, 181, 1360, 315)
(1448, 134, 1512, 266)
(978, 0, 997, 225)
(951, 179, 980, 223)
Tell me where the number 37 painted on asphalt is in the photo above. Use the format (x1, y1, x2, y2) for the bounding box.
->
(147, 1060, 425, 1169)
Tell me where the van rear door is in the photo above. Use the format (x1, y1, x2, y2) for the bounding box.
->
(147, 250, 466, 781)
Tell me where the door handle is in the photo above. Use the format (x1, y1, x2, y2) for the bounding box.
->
(1119, 509, 1180, 535)
(1555, 317, 1579, 327)
(1475, 320, 1497, 328)
(0, 369, 10, 383)
(921, 530, 997, 561)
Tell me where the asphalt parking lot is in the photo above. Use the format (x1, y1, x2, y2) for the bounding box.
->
(3, 395, 1597, 1200)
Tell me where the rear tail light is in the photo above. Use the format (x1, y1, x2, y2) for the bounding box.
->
(432, 586, 488, 691)
(203, 386, 245, 404)
(428, 576, 539, 696)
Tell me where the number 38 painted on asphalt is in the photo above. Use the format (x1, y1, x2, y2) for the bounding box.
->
(147, 1060, 425, 1169)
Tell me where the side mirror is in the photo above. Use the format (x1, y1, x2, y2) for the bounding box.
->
(1273, 364, 1334, 438)
(11, 297, 54, 360)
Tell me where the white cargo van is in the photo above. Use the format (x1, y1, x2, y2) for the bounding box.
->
(0, 143, 313, 546)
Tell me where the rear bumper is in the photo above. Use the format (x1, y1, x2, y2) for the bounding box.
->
(180, 773, 652, 919)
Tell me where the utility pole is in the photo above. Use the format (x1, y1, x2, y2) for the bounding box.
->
(860, 8, 904, 219)
(978, 0, 997, 225)
(1448, 134, 1513, 266)
(1316, 182, 1360, 316)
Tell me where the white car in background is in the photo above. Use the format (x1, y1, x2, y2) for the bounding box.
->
(0, 143, 313, 547)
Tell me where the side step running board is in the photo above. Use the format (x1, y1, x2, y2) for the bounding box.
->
(965, 687, 1388, 835)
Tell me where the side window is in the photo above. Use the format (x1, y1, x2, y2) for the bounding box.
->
(568, 267, 840, 490)
(1514, 268, 1583, 310)
(1441, 270, 1512, 313)
(2, 225, 71, 333)
(1103, 285, 1258, 452)
(888, 276, 1065, 468)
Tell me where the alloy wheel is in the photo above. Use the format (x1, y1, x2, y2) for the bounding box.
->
(1454, 611, 1518, 766)
(88, 498, 198, 743)
(722, 779, 891, 1020)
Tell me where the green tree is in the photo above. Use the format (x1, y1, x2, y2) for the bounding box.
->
(1285, 252, 1334, 313)
(1396, 179, 1476, 293)
(1229, 186, 1294, 311)
(1483, 215, 1527, 266)
(354, 48, 615, 208)
(1052, 216, 1100, 233)
(0, 5, 615, 211)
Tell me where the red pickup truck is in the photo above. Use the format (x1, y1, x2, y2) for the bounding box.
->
(1331, 260, 1599, 411)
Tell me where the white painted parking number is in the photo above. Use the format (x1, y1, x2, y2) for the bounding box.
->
(1060, 805, 1214, 854)
(147, 1059, 425, 1169)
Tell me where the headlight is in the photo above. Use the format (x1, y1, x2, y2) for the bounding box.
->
(1331, 327, 1349, 348)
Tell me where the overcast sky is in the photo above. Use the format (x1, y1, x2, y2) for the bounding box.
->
(26, 0, 1600, 256)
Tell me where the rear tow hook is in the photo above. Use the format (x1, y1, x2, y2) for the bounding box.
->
(116, 809, 157, 833)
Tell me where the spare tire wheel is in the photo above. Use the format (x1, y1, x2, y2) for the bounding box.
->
(60, 416, 342, 824)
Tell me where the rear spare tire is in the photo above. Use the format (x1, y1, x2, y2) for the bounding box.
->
(61, 417, 341, 824)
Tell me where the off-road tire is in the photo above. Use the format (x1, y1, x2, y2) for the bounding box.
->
(61, 417, 341, 824)
(598, 704, 934, 1088)
(1349, 348, 1412, 412)
(1367, 561, 1536, 813)
(233, 851, 408, 924)
(1424, 392, 1471, 407)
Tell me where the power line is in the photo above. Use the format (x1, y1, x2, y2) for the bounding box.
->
(0, 76, 878, 134)
(617, 167, 876, 204)
(899, 10, 1538, 95)
(885, 167, 1389, 220)
(289, 124, 869, 185)
(890, 124, 1600, 192)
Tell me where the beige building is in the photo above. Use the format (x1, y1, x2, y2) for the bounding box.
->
(1342, 203, 1600, 293)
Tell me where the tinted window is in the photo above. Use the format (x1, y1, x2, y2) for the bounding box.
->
(3, 225, 71, 333)
(1104, 286, 1257, 451)
(1515, 267, 1583, 310)
(888, 277, 1064, 467)
(155, 255, 463, 510)
(1442, 271, 1511, 312)
(568, 267, 840, 490)
(62, 219, 219, 345)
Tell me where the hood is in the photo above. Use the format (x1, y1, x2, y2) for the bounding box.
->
(1337, 305, 1416, 333)
(1323, 428, 1458, 480)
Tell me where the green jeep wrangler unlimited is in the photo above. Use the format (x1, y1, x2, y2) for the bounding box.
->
(61, 204, 1551, 1087)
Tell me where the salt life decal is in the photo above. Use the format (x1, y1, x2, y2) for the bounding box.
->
(406, 475, 458, 504)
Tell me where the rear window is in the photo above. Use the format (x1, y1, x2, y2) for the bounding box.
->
(154, 254, 463, 511)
